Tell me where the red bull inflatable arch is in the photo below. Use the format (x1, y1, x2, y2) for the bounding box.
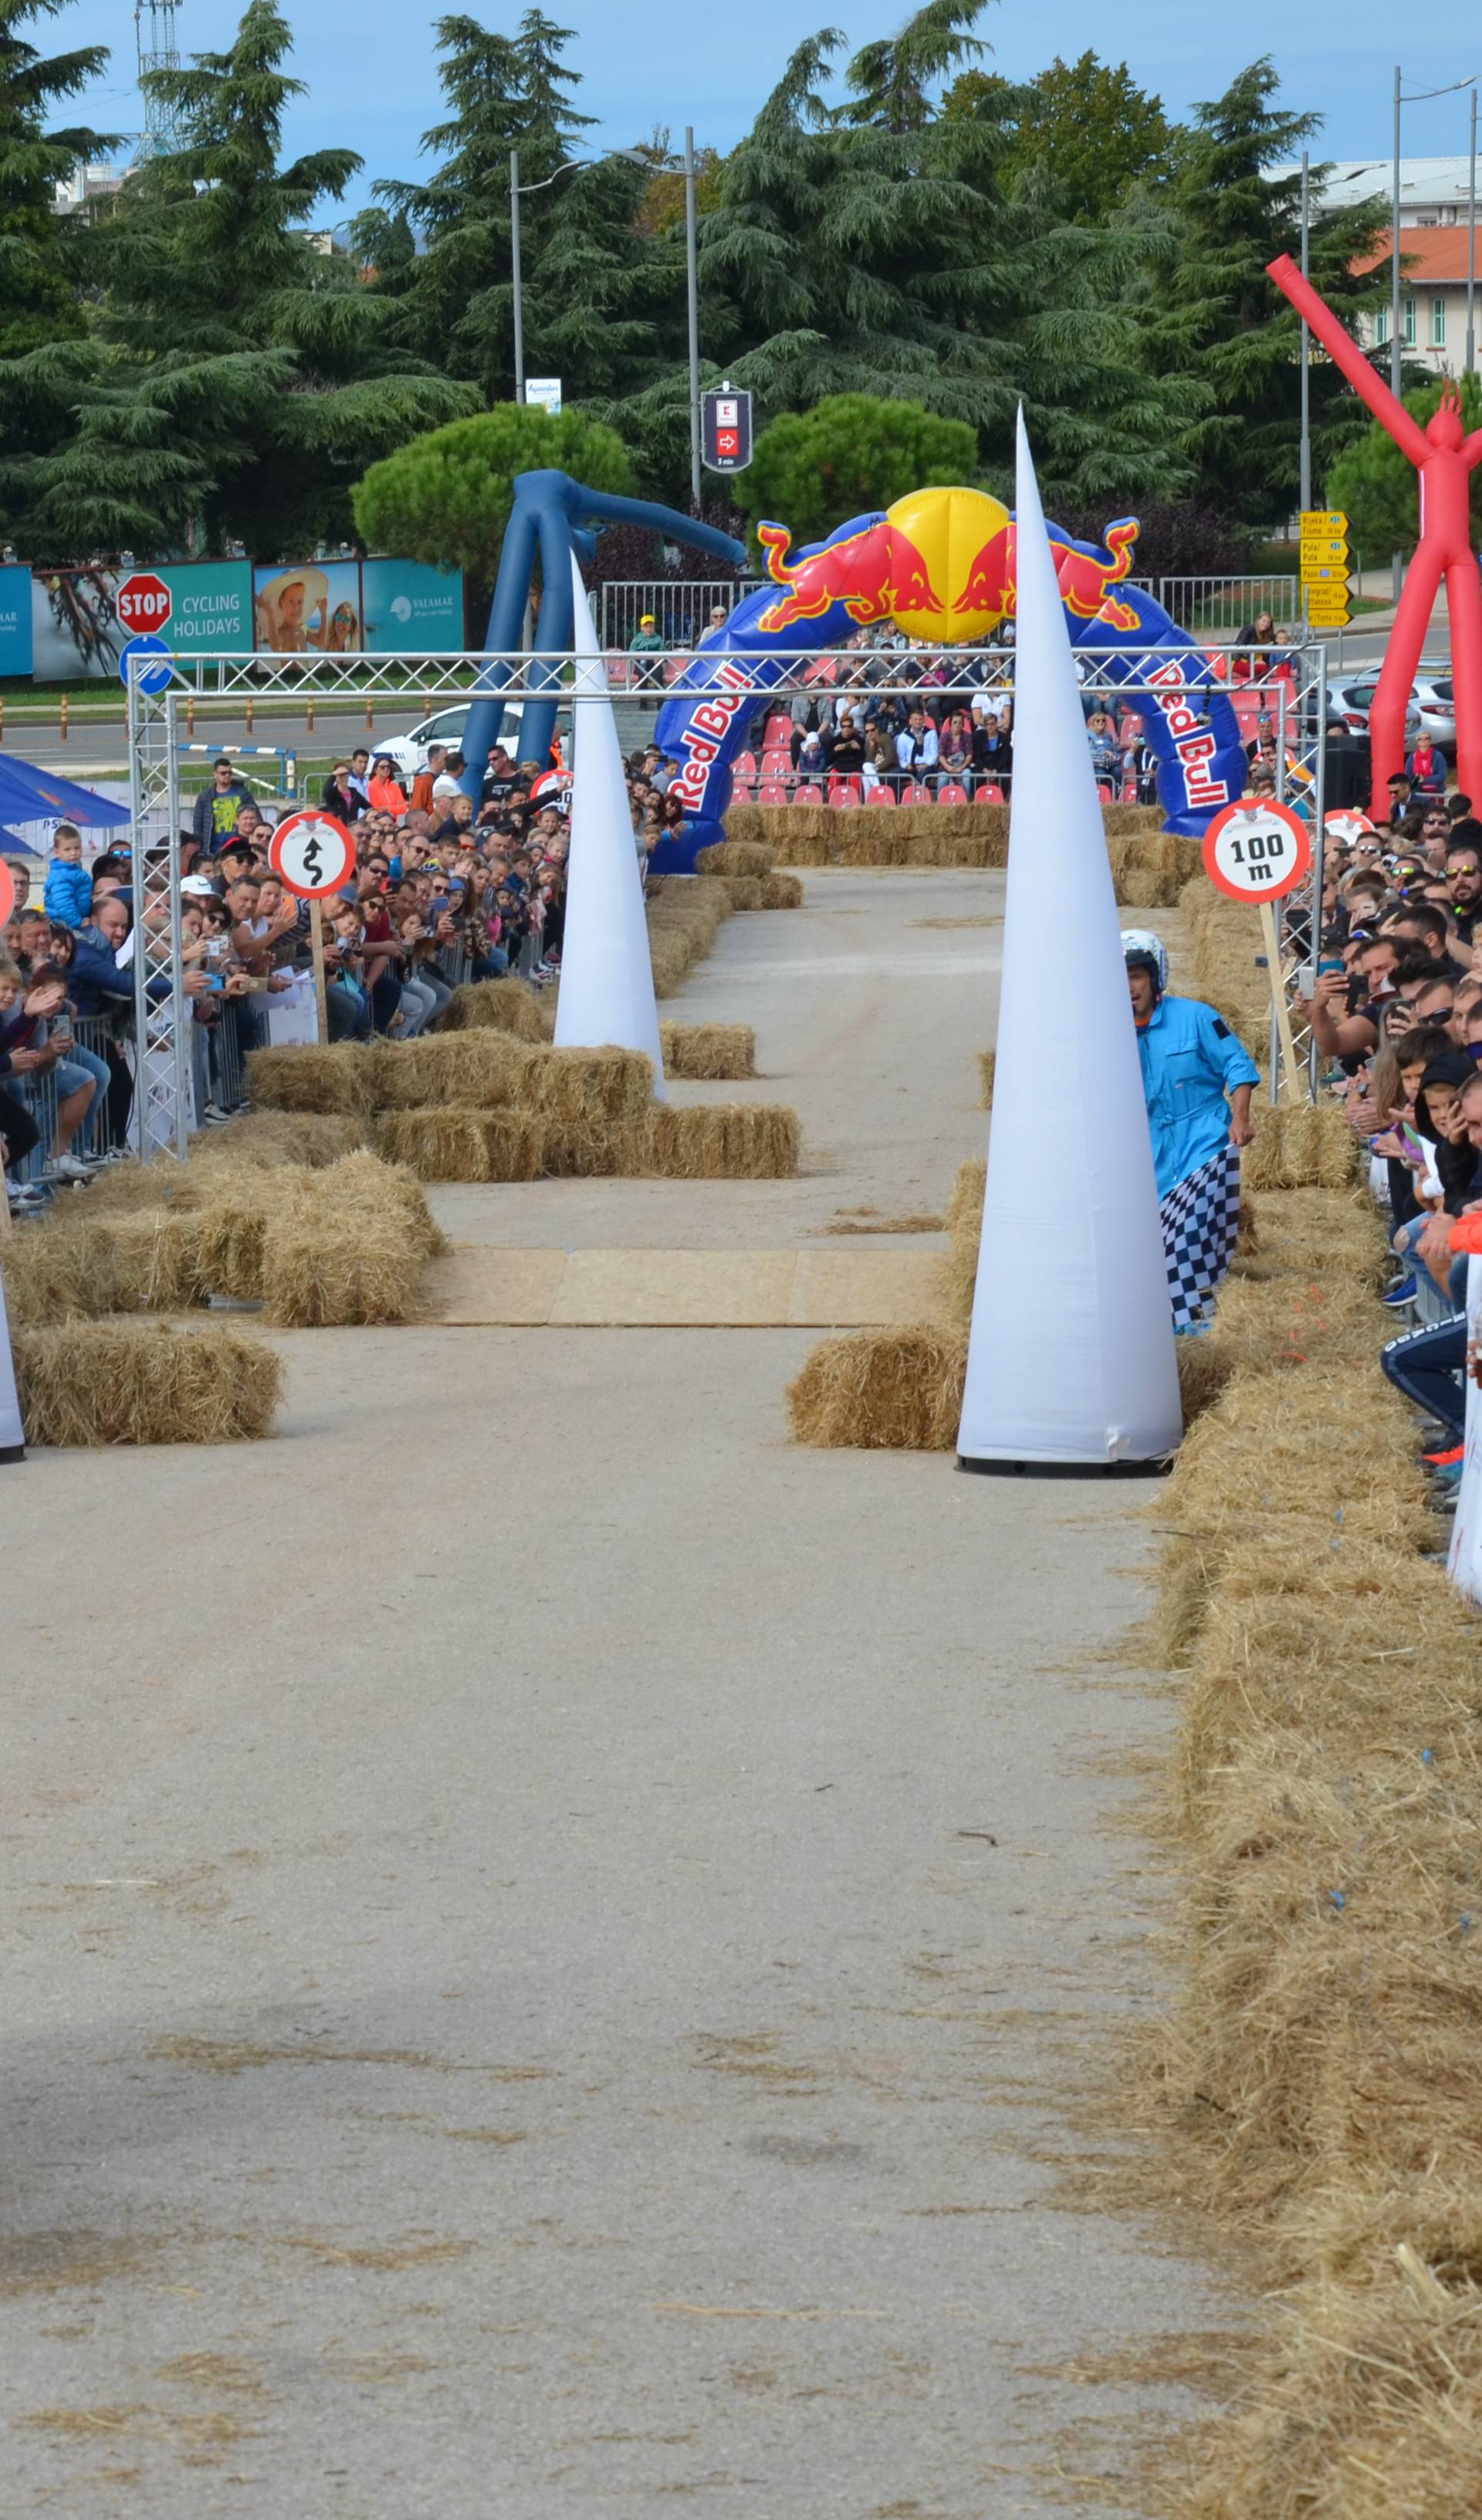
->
(653, 484, 1248, 869)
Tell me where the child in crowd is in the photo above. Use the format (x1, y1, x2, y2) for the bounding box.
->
(43, 823, 93, 929)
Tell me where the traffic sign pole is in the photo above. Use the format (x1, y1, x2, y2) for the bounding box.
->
(1203, 797, 1313, 1106)
(267, 808, 355, 1042)
(310, 907, 329, 1045)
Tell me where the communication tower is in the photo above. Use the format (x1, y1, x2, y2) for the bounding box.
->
(134, 1, 184, 158)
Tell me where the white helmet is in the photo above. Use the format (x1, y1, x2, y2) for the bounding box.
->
(1121, 929, 1168, 994)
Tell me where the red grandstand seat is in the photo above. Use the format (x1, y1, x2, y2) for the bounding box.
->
(865, 781, 895, 805)
(729, 779, 754, 806)
(1117, 712, 1143, 740)
(1097, 781, 1112, 804)
(733, 750, 757, 780)
(936, 782, 969, 808)
(975, 781, 1005, 805)
(604, 652, 631, 686)
(758, 781, 789, 807)
(763, 713, 793, 747)
(791, 781, 824, 805)
(827, 779, 862, 808)
(761, 749, 792, 779)
(899, 781, 933, 806)
(1119, 778, 1139, 804)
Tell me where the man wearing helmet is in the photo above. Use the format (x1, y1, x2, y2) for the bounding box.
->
(1123, 930, 1260, 1333)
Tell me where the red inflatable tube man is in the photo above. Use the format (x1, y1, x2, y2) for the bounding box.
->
(1267, 252, 1482, 816)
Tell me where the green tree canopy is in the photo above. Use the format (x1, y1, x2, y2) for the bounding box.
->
(732, 394, 977, 545)
(360, 12, 684, 409)
(352, 402, 635, 583)
(1133, 58, 1387, 528)
(946, 54, 1174, 222)
(1327, 373, 1482, 558)
(0, 0, 474, 559)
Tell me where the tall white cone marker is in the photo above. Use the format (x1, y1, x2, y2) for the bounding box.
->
(957, 414, 1182, 1472)
(553, 554, 666, 1097)
(0, 1261, 24, 1462)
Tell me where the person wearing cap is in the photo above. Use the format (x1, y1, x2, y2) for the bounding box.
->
(1123, 930, 1260, 1333)
(629, 611, 665, 712)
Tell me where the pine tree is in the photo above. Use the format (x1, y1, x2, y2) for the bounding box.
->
(1136, 59, 1388, 527)
(366, 11, 678, 409)
(8, 0, 474, 558)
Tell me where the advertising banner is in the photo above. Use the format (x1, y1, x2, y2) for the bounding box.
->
(0, 564, 33, 676)
(165, 560, 253, 656)
(362, 558, 464, 652)
(253, 560, 362, 654)
(30, 561, 255, 679)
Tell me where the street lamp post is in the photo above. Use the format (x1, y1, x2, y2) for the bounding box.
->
(508, 144, 649, 406)
(1469, 84, 1477, 376)
(1300, 151, 1311, 514)
(684, 127, 702, 511)
(1387, 70, 1480, 594)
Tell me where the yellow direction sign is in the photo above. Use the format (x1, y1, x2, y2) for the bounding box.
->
(1300, 508, 1348, 535)
(1301, 563, 1351, 585)
(1301, 537, 1349, 568)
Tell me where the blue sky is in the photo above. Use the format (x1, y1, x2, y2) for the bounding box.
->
(61, 1, 1481, 215)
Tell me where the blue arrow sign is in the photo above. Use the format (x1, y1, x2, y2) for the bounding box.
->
(118, 632, 173, 698)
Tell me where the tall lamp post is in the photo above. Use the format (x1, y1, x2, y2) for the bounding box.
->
(684, 127, 702, 510)
(1386, 71, 1479, 594)
(509, 145, 649, 403)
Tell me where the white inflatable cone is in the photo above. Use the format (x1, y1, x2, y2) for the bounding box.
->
(553, 554, 665, 1097)
(0, 1258, 24, 1462)
(957, 414, 1181, 1472)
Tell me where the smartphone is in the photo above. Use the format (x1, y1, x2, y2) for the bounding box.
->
(1318, 956, 1345, 977)
(1294, 964, 1316, 994)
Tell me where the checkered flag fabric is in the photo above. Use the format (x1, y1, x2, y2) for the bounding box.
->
(1160, 1144, 1242, 1333)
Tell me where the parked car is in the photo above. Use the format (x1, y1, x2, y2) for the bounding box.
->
(1327, 680, 1423, 746)
(370, 699, 568, 782)
(1410, 671, 1458, 757)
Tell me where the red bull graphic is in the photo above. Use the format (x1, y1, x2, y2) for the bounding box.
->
(757, 517, 944, 636)
(651, 486, 1246, 869)
(953, 517, 1142, 633)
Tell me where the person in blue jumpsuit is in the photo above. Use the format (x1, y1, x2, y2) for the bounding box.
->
(1123, 930, 1260, 1332)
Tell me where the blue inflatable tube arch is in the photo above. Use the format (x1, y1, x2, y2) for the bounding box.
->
(651, 506, 1247, 872)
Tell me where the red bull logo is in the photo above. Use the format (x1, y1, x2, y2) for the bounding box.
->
(954, 516, 1142, 634)
(757, 519, 943, 637)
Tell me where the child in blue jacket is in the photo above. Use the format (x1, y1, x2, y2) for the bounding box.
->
(43, 822, 93, 929)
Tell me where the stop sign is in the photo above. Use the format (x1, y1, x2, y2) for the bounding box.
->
(117, 571, 172, 635)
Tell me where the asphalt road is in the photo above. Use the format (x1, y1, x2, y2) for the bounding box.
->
(3, 869, 1237, 2515)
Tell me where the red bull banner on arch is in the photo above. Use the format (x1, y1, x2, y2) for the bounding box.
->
(652, 486, 1247, 867)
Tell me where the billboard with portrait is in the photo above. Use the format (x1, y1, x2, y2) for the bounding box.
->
(362, 558, 465, 652)
(253, 560, 363, 655)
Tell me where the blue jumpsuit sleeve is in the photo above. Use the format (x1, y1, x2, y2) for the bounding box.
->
(1192, 1000, 1260, 1094)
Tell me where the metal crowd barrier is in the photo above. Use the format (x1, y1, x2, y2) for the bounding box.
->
(206, 997, 251, 1114)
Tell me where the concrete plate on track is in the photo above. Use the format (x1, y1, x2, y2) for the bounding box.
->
(422, 1245, 943, 1328)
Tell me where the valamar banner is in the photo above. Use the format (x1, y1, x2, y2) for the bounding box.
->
(0, 564, 33, 676)
(362, 559, 465, 652)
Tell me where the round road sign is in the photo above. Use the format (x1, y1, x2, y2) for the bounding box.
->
(269, 808, 354, 901)
(1324, 808, 1376, 848)
(1201, 798, 1311, 906)
(118, 632, 173, 698)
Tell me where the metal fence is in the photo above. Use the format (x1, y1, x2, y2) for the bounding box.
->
(599, 573, 1303, 650)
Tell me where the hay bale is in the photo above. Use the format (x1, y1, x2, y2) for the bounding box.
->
(0, 1221, 103, 1326)
(320, 1149, 445, 1258)
(658, 1022, 756, 1081)
(1115, 865, 1183, 909)
(942, 1157, 985, 1326)
(716, 875, 766, 909)
(192, 1112, 373, 1169)
(788, 1326, 967, 1449)
(436, 977, 553, 1040)
(89, 1212, 206, 1313)
(374, 1107, 550, 1182)
(624, 1102, 800, 1179)
(12, 1319, 280, 1445)
(524, 1045, 654, 1126)
(261, 1217, 421, 1326)
(1247, 1099, 1363, 1191)
(978, 1049, 995, 1109)
(648, 930, 698, 998)
(759, 872, 804, 909)
(367, 1031, 533, 1111)
(763, 827, 830, 868)
(694, 840, 774, 879)
(246, 1042, 370, 1114)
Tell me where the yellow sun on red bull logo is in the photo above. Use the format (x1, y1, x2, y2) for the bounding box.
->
(885, 486, 1011, 640)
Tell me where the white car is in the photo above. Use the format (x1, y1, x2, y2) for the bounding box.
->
(1410, 672, 1458, 757)
(369, 699, 569, 782)
(1327, 679, 1421, 743)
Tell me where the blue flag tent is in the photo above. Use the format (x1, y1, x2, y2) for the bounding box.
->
(0, 755, 131, 832)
